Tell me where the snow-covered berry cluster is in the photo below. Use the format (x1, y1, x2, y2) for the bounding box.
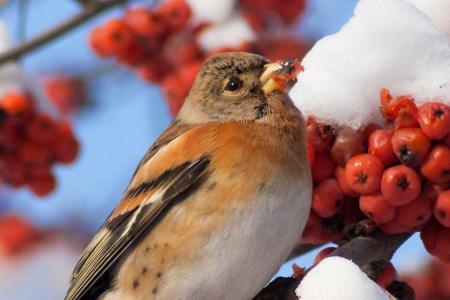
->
(301, 88, 450, 263)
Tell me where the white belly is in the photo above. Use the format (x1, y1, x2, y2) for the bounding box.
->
(157, 179, 312, 300)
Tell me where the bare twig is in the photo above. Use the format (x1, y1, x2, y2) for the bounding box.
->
(255, 232, 412, 299)
(329, 232, 412, 267)
(0, 0, 127, 66)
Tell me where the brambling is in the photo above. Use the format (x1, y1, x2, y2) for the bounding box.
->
(65, 52, 312, 300)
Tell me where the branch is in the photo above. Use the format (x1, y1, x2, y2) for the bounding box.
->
(254, 232, 412, 300)
(329, 232, 412, 267)
(0, 0, 126, 66)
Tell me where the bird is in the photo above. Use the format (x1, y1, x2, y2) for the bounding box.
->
(65, 52, 312, 300)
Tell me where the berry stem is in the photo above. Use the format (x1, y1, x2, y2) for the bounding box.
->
(0, 0, 129, 66)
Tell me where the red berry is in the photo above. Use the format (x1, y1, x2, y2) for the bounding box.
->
(89, 19, 136, 57)
(330, 127, 364, 167)
(124, 7, 166, 37)
(19, 140, 51, 164)
(335, 166, 359, 197)
(444, 134, 450, 148)
(0, 155, 27, 187)
(53, 123, 79, 164)
(28, 173, 56, 197)
(306, 122, 335, 152)
(368, 129, 397, 166)
(376, 262, 397, 289)
(434, 190, 450, 227)
(396, 194, 432, 227)
(363, 123, 382, 143)
(314, 247, 336, 265)
(117, 39, 148, 67)
(378, 217, 414, 234)
(420, 219, 441, 256)
(345, 154, 384, 194)
(25, 114, 58, 143)
(417, 102, 450, 140)
(435, 227, 450, 262)
(306, 143, 315, 165)
(339, 197, 366, 224)
(300, 211, 334, 245)
(312, 178, 344, 218)
(359, 193, 396, 224)
(424, 181, 448, 200)
(0, 215, 39, 256)
(311, 151, 336, 183)
(381, 165, 421, 206)
(394, 108, 419, 129)
(0, 124, 22, 153)
(420, 145, 450, 184)
(43, 76, 85, 115)
(391, 127, 430, 167)
(158, 0, 191, 32)
(0, 92, 34, 120)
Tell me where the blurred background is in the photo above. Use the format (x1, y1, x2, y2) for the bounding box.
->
(0, 0, 439, 299)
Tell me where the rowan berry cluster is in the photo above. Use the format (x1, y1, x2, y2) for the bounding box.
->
(302, 88, 450, 263)
(0, 92, 79, 196)
(0, 214, 40, 257)
(43, 75, 86, 116)
(88, 0, 308, 115)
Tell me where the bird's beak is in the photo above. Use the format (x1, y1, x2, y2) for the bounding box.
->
(260, 59, 303, 95)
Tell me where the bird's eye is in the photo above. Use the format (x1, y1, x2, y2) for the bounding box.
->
(225, 77, 243, 92)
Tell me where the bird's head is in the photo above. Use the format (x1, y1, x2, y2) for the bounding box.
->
(178, 52, 302, 123)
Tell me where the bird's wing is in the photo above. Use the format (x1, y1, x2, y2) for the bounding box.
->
(65, 121, 211, 300)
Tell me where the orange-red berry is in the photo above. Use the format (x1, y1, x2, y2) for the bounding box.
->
(434, 190, 450, 228)
(391, 127, 430, 167)
(335, 166, 359, 197)
(345, 154, 384, 194)
(396, 194, 432, 227)
(158, 0, 191, 32)
(420, 219, 441, 256)
(312, 178, 344, 218)
(381, 165, 421, 206)
(378, 217, 415, 234)
(420, 145, 450, 184)
(28, 173, 56, 197)
(330, 127, 365, 167)
(124, 7, 166, 37)
(417, 102, 450, 140)
(376, 262, 397, 289)
(359, 193, 396, 224)
(300, 211, 334, 245)
(368, 129, 397, 166)
(311, 151, 336, 183)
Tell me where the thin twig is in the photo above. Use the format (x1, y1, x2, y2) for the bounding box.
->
(0, 0, 127, 66)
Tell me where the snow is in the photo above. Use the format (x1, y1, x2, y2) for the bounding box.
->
(290, 0, 450, 129)
(406, 0, 450, 41)
(187, 0, 236, 24)
(0, 20, 25, 96)
(197, 15, 255, 52)
(296, 257, 390, 300)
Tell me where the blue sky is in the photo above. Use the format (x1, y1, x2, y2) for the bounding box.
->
(0, 0, 427, 285)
